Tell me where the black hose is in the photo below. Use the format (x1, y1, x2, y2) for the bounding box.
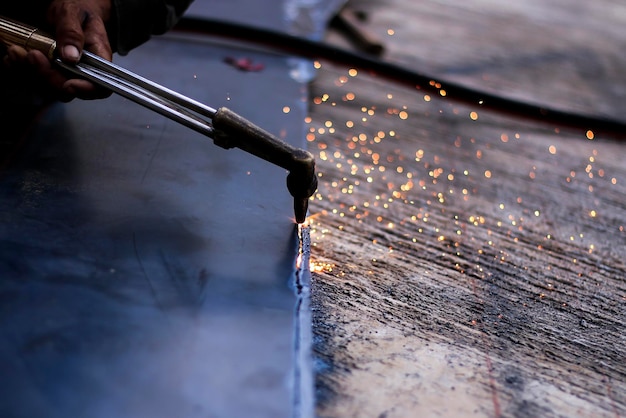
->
(175, 16, 626, 140)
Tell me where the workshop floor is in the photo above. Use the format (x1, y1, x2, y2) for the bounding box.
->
(309, 0, 626, 417)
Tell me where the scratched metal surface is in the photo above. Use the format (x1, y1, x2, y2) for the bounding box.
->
(0, 1, 342, 417)
(308, 0, 626, 417)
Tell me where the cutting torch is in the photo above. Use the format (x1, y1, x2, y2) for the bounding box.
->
(0, 16, 317, 223)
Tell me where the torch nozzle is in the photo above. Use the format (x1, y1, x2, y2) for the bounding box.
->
(212, 108, 317, 223)
(286, 150, 317, 223)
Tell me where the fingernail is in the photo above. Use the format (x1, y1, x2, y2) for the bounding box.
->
(62, 45, 81, 62)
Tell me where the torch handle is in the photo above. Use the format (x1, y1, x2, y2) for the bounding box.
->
(0, 16, 56, 59)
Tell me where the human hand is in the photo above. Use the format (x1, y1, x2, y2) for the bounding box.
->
(4, 0, 113, 101)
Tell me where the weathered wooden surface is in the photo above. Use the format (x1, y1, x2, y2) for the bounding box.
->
(307, 0, 626, 417)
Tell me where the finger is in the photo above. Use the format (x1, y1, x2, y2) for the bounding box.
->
(61, 79, 93, 101)
(27, 50, 54, 73)
(63, 78, 112, 100)
(27, 50, 76, 99)
(6, 45, 29, 63)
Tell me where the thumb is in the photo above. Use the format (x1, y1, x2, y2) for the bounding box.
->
(49, 4, 86, 63)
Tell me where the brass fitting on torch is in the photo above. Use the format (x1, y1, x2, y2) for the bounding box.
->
(212, 108, 317, 223)
(0, 16, 56, 59)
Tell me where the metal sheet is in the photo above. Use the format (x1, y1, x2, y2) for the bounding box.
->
(0, 1, 344, 416)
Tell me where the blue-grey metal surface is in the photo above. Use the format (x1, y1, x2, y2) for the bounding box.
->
(0, 1, 344, 417)
(188, 0, 345, 39)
